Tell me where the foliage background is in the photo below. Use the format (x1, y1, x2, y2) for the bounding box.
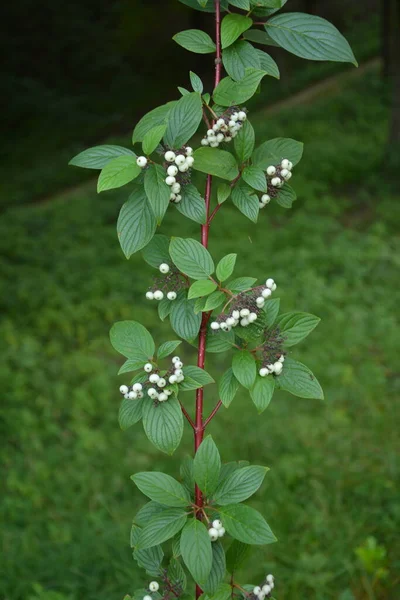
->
(1, 1, 399, 599)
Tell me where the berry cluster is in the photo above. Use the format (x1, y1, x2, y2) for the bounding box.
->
(145, 263, 184, 302)
(201, 108, 247, 148)
(143, 581, 160, 600)
(259, 354, 285, 377)
(252, 574, 275, 599)
(163, 147, 194, 203)
(119, 383, 144, 400)
(259, 158, 294, 210)
(144, 357, 185, 402)
(208, 519, 225, 542)
(210, 278, 277, 331)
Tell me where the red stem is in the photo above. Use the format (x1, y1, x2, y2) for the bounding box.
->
(203, 400, 223, 428)
(195, 2, 222, 598)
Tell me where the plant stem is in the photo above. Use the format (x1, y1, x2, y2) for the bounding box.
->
(194, 2, 222, 598)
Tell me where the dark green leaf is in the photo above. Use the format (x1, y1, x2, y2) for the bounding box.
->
(193, 436, 221, 497)
(218, 504, 276, 545)
(97, 156, 141, 193)
(157, 340, 182, 360)
(206, 327, 236, 353)
(69, 145, 135, 169)
(180, 519, 213, 585)
(263, 297, 280, 327)
(214, 465, 268, 505)
(242, 166, 267, 192)
(265, 13, 358, 66)
(110, 320, 155, 360)
(132, 471, 190, 507)
(221, 14, 252, 49)
(234, 120, 255, 163)
(173, 29, 216, 54)
(217, 183, 231, 204)
(131, 525, 164, 575)
(226, 276, 257, 292)
(243, 29, 279, 47)
(134, 502, 168, 527)
(193, 148, 239, 181)
(142, 124, 167, 155)
(231, 179, 259, 222)
(232, 350, 256, 389)
(144, 164, 171, 224)
(226, 540, 251, 574)
(136, 509, 188, 549)
(254, 49, 280, 78)
(133, 102, 176, 143)
(164, 93, 203, 149)
(250, 376, 275, 413)
(170, 237, 215, 279)
(222, 40, 260, 81)
(228, 0, 250, 9)
(278, 357, 324, 399)
(176, 184, 207, 225)
(219, 368, 239, 408)
(275, 312, 320, 346)
(117, 186, 157, 258)
(180, 366, 215, 391)
(203, 541, 226, 595)
(142, 234, 170, 268)
(252, 137, 304, 169)
(216, 253, 236, 282)
(119, 397, 144, 430)
(213, 69, 268, 106)
(142, 397, 184, 455)
(203, 291, 226, 311)
(276, 183, 297, 208)
(190, 71, 204, 93)
(170, 296, 202, 341)
(168, 557, 187, 591)
(188, 280, 218, 300)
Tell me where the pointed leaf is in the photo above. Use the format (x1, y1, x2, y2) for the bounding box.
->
(276, 312, 320, 346)
(110, 320, 155, 360)
(180, 519, 213, 585)
(142, 234, 171, 268)
(144, 164, 171, 224)
(218, 504, 276, 545)
(213, 69, 268, 106)
(222, 40, 260, 81)
(132, 472, 190, 507)
(97, 156, 141, 192)
(214, 465, 268, 505)
(221, 14, 252, 49)
(119, 397, 144, 430)
(133, 102, 177, 143)
(157, 340, 182, 360)
(219, 368, 239, 408)
(278, 357, 324, 399)
(252, 137, 303, 169)
(170, 237, 215, 279)
(142, 397, 185, 455)
(232, 350, 256, 389)
(142, 124, 167, 155)
(170, 296, 202, 341)
(117, 186, 157, 258)
(216, 253, 237, 282)
(69, 145, 136, 169)
(193, 436, 221, 497)
(164, 93, 203, 149)
(231, 179, 259, 222)
(193, 148, 239, 181)
(136, 509, 187, 549)
(250, 376, 275, 413)
(176, 184, 207, 225)
(188, 280, 218, 300)
(173, 29, 216, 54)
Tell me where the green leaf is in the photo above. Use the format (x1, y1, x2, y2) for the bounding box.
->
(110, 321, 155, 360)
(132, 472, 190, 507)
(180, 456, 195, 496)
(173, 29, 216, 54)
(203, 291, 226, 311)
(221, 14, 252, 49)
(263, 297, 280, 327)
(213, 69, 268, 106)
(97, 156, 141, 193)
(157, 340, 182, 360)
(206, 327, 236, 354)
(69, 145, 136, 169)
(188, 280, 218, 300)
(131, 526, 164, 576)
(176, 184, 207, 225)
(144, 164, 171, 224)
(180, 366, 215, 391)
(170, 297, 202, 341)
(134, 501, 168, 527)
(226, 276, 257, 292)
(226, 540, 251, 574)
(254, 49, 280, 78)
(193, 148, 239, 181)
(142, 124, 167, 155)
(278, 357, 324, 399)
(222, 40, 261, 81)
(203, 542, 226, 595)
(197, 0, 208, 6)
(265, 12, 358, 66)
(170, 237, 215, 279)
(142, 234, 170, 268)
(214, 465, 268, 505)
(168, 557, 187, 591)
(275, 312, 320, 346)
(119, 397, 144, 430)
(203, 93, 211, 104)
(158, 298, 173, 321)
(250, 376, 275, 413)
(193, 436, 221, 497)
(228, 0, 250, 9)
(234, 120, 255, 163)
(231, 179, 259, 223)
(142, 397, 185, 455)
(251, 0, 282, 7)
(190, 71, 204, 93)
(217, 183, 231, 204)
(133, 101, 176, 143)
(242, 166, 267, 192)
(218, 504, 276, 545)
(117, 186, 157, 258)
(276, 183, 296, 208)
(136, 509, 188, 549)
(216, 254, 237, 282)
(118, 358, 147, 374)
(252, 137, 304, 169)
(243, 29, 279, 46)
(178, 86, 191, 96)
(219, 368, 240, 408)
(206, 584, 232, 600)
(180, 519, 213, 585)
(232, 350, 256, 389)
(179, 0, 229, 11)
(164, 92, 203, 149)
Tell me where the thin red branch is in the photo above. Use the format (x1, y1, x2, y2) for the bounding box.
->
(179, 400, 195, 430)
(208, 202, 222, 224)
(203, 400, 223, 428)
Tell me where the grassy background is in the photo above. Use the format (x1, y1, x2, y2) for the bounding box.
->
(1, 20, 400, 599)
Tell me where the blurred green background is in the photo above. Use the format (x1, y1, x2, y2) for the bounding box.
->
(1, 1, 399, 599)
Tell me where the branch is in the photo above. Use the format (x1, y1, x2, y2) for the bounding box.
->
(203, 400, 223, 428)
(179, 400, 195, 430)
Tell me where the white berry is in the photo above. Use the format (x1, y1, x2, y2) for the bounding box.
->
(171, 182, 181, 194)
(174, 368, 183, 377)
(266, 165, 276, 176)
(274, 362, 283, 375)
(287, 161, 293, 170)
(211, 322, 220, 330)
(167, 165, 178, 177)
(266, 278, 274, 289)
(217, 118, 225, 127)
(175, 154, 186, 166)
(281, 159, 290, 169)
(149, 582, 159, 593)
(144, 363, 153, 373)
(148, 388, 157, 398)
(186, 156, 194, 167)
(167, 291, 177, 300)
(266, 575, 274, 584)
(212, 519, 222, 529)
(272, 282, 277, 291)
(153, 290, 164, 300)
(172, 356, 180, 363)
(159, 263, 170, 274)
(253, 587, 261, 596)
(232, 310, 240, 319)
(279, 355, 285, 363)
(146, 291, 154, 300)
(119, 385, 128, 395)
(256, 297, 265, 307)
(208, 528, 219, 542)
(149, 373, 160, 384)
(164, 151, 176, 162)
(174, 360, 183, 369)
(226, 317, 235, 327)
(240, 318, 249, 327)
(201, 138, 209, 146)
(262, 288, 272, 299)
(271, 177, 281, 187)
(285, 171, 292, 180)
(128, 391, 137, 399)
(169, 375, 178, 384)
(165, 176, 176, 186)
(261, 194, 270, 204)
(185, 146, 193, 156)
(136, 156, 147, 168)
(158, 393, 168, 402)
(158, 378, 166, 388)
(259, 368, 269, 377)
(238, 111, 247, 120)
(262, 585, 271, 595)
(240, 308, 250, 317)
(248, 312, 258, 323)
(143, 595, 152, 600)
(132, 383, 143, 392)
(218, 527, 225, 537)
